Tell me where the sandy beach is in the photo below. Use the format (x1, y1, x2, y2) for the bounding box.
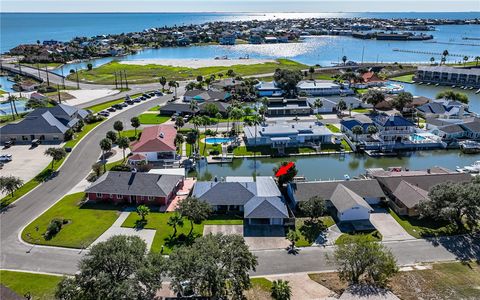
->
(119, 58, 276, 68)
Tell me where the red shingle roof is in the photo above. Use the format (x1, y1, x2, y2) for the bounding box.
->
(362, 71, 385, 83)
(131, 125, 176, 153)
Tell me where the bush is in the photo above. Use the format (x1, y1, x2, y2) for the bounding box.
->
(64, 129, 74, 141)
(209, 150, 220, 156)
(84, 114, 104, 124)
(45, 218, 64, 239)
(86, 173, 98, 182)
(110, 165, 131, 172)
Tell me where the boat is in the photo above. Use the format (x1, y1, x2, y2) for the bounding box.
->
(462, 161, 480, 173)
(460, 141, 480, 154)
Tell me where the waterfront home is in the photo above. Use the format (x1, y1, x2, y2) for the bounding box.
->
(219, 34, 236, 45)
(192, 176, 289, 226)
(462, 117, 480, 139)
(367, 167, 471, 216)
(288, 179, 385, 222)
(243, 121, 334, 149)
(414, 66, 480, 88)
(249, 35, 263, 44)
(352, 71, 386, 89)
(416, 99, 471, 119)
(340, 118, 376, 142)
(0, 104, 89, 144)
(264, 36, 278, 43)
(308, 96, 370, 114)
(255, 81, 284, 97)
(266, 97, 311, 116)
(210, 78, 247, 94)
(372, 114, 416, 142)
(183, 89, 231, 103)
(129, 125, 177, 165)
(296, 80, 353, 96)
(86, 171, 184, 206)
(426, 117, 480, 141)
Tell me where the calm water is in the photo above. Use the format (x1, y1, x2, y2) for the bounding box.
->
(0, 76, 16, 93)
(191, 150, 480, 181)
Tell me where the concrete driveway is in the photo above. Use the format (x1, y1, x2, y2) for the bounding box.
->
(370, 208, 414, 241)
(265, 273, 334, 300)
(203, 224, 243, 236)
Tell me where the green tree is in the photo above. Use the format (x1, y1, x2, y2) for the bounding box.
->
(130, 116, 140, 137)
(203, 102, 219, 117)
(215, 112, 222, 132)
(0, 176, 24, 197)
(168, 80, 179, 98)
(186, 131, 197, 156)
(176, 197, 212, 235)
(196, 75, 203, 82)
(273, 162, 298, 186)
(337, 99, 347, 114)
(175, 116, 185, 128)
(106, 130, 117, 144)
(308, 66, 315, 80)
(44, 147, 67, 170)
(273, 69, 303, 96)
(175, 133, 184, 151)
(392, 92, 413, 111)
(442, 49, 449, 64)
(475, 56, 480, 67)
(55, 235, 166, 300)
(367, 125, 378, 135)
(117, 136, 130, 161)
(342, 55, 348, 65)
(299, 196, 326, 220)
(99, 138, 112, 172)
(331, 235, 398, 286)
(286, 229, 299, 249)
(167, 213, 184, 237)
(168, 234, 257, 299)
(136, 205, 150, 221)
(430, 56, 435, 65)
(361, 90, 385, 113)
(351, 125, 364, 141)
(189, 99, 199, 116)
(229, 107, 244, 135)
(87, 63, 93, 71)
(113, 120, 124, 136)
(159, 76, 167, 91)
(226, 69, 235, 77)
(436, 90, 469, 104)
(271, 279, 292, 300)
(463, 56, 469, 66)
(313, 98, 323, 112)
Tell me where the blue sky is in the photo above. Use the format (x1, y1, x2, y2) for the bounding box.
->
(2, 0, 479, 12)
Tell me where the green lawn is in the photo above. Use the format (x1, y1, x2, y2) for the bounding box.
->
(0, 270, 62, 300)
(138, 113, 170, 124)
(351, 108, 371, 113)
(122, 129, 142, 141)
(69, 59, 307, 84)
(232, 145, 275, 156)
(250, 277, 272, 292)
(64, 119, 104, 148)
(122, 211, 243, 253)
(22, 192, 120, 248)
(325, 123, 340, 133)
(295, 217, 335, 247)
(335, 230, 383, 245)
(388, 208, 458, 239)
(390, 74, 414, 83)
(85, 93, 143, 113)
(355, 88, 369, 95)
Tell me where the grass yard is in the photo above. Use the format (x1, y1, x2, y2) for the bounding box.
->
(335, 230, 382, 245)
(245, 278, 273, 300)
(85, 93, 143, 112)
(351, 108, 371, 113)
(138, 113, 170, 124)
(22, 192, 120, 248)
(0, 270, 63, 300)
(121, 211, 243, 254)
(69, 59, 307, 84)
(64, 119, 104, 148)
(233, 145, 276, 156)
(388, 208, 458, 238)
(325, 123, 340, 133)
(295, 217, 335, 247)
(390, 73, 414, 83)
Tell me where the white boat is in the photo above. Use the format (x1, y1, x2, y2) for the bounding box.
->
(463, 161, 480, 173)
(460, 141, 480, 154)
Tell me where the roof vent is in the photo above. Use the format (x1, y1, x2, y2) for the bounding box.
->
(159, 132, 164, 138)
(292, 124, 295, 128)
(262, 127, 265, 132)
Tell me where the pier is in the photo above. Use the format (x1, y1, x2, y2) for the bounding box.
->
(392, 49, 476, 58)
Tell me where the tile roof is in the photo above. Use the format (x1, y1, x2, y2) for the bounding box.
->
(131, 125, 176, 153)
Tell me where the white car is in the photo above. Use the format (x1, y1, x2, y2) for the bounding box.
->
(0, 154, 12, 162)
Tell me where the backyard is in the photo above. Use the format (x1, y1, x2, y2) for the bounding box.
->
(0, 270, 63, 300)
(138, 113, 170, 124)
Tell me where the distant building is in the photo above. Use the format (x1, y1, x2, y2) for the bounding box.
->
(414, 66, 480, 88)
(219, 34, 236, 45)
(255, 81, 284, 97)
(266, 97, 311, 116)
(296, 80, 353, 96)
(308, 96, 369, 114)
(249, 35, 263, 44)
(264, 36, 278, 43)
(416, 99, 471, 119)
(210, 78, 247, 94)
(341, 118, 376, 142)
(372, 114, 416, 142)
(183, 89, 231, 103)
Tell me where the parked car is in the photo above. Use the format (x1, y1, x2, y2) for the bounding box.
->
(107, 107, 116, 112)
(148, 92, 156, 97)
(154, 91, 163, 96)
(133, 98, 141, 103)
(98, 111, 110, 117)
(31, 139, 41, 147)
(0, 154, 12, 162)
(139, 96, 146, 101)
(168, 98, 176, 103)
(142, 94, 151, 99)
(3, 140, 14, 148)
(112, 104, 123, 110)
(125, 100, 134, 105)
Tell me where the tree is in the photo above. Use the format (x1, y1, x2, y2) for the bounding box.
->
(136, 205, 150, 221)
(367, 125, 378, 135)
(351, 125, 364, 140)
(436, 90, 469, 104)
(0, 176, 24, 197)
(130, 116, 140, 137)
(361, 90, 385, 112)
(463, 56, 469, 66)
(186, 131, 197, 156)
(203, 102, 219, 117)
(176, 197, 212, 235)
(286, 229, 299, 250)
(226, 69, 235, 77)
(175, 133, 184, 151)
(430, 56, 435, 65)
(313, 98, 323, 113)
(229, 107, 244, 135)
(331, 235, 398, 287)
(392, 91, 413, 111)
(159, 76, 167, 91)
(337, 99, 347, 114)
(167, 213, 184, 237)
(273, 162, 298, 186)
(175, 116, 185, 128)
(7, 94, 18, 120)
(299, 196, 326, 220)
(106, 130, 117, 144)
(215, 112, 222, 132)
(196, 75, 203, 82)
(168, 80, 179, 98)
(273, 69, 303, 96)
(87, 63, 93, 71)
(99, 138, 112, 172)
(117, 136, 130, 161)
(271, 279, 292, 300)
(44, 147, 67, 170)
(168, 234, 257, 299)
(189, 99, 199, 116)
(308, 66, 315, 80)
(442, 50, 449, 64)
(475, 56, 480, 67)
(342, 55, 348, 65)
(113, 120, 124, 136)
(55, 235, 166, 300)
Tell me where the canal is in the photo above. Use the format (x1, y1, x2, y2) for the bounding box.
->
(190, 150, 479, 181)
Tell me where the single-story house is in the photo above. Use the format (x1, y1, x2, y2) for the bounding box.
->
(0, 104, 89, 144)
(352, 71, 386, 88)
(86, 171, 184, 206)
(183, 89, 231, 103)
(330, 184, 374, 222)
(159, 103, 196, 116)
(461, 117, 480, 139)
(210, 78, 247, 94)
(266, 97, 311, 116)
(416, 100, 470, 119)
(29, 92, 48, 101)
(129, 124, 177, 164)
(309, 96, 370, 114)
(192, 176, 289, 226)
(296, 80, 353, 96)
(255, 81, 285, 97)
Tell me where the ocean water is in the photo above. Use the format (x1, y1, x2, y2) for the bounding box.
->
(2, 12, 479, 53)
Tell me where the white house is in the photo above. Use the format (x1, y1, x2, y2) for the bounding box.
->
(330, 184, 373, 222)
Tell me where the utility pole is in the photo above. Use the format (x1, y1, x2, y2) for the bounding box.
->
(114, 72, 118, 89)
(60, 66, 65, 89)
(75, 67, 79, 89)
(37, 63, 41, 78)
(57, 84, 61, 103)
(45, 66, 50, 86)
(124, 70, 128, 89)
(119, 71, 123, 89)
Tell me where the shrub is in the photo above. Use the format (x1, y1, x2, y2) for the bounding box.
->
(84, 114, 104, 124)
(209, 150, 220, 156)
(64, 128, 74, 141)
(45, 218, 64, 239)
(110, 165, 131, 172)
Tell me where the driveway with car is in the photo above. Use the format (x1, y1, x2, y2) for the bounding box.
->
(370, 208, 414, 241)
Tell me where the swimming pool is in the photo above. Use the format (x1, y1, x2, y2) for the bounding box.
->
(205, 137, 234, 144)
(410, 134, 426, 142)
(0, 100, 31, 116)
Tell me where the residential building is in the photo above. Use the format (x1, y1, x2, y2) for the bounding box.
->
(29, 92, 48, 102)
(414, 66, 480, 88)
(219, 34, 236, 45)
(210, 78, 247, 94)
(416, 99, 471, 119)
(372, 114, 416, 142)
(183, 89, 231, 103)
(426, 117, 480, 141)
(266, 97, 311, 116)
(255, 81, 284, 97)
(159, 103, 196, 116)
(340, 118, 375, 142)
(367, 167, 471, 216)
(296, 80, 353, 96)
(129, 125, 177, 164)
(192, 176, 289, 225)
(85, 171, 184, 206)
(249, 35, 263, 44)
(308, 96, 369, 114)
(244, 121, 334, 149)
(353, 71, 386, 88)
(0, 104, 89, 144)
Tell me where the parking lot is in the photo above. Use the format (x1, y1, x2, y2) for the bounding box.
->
(0, 144, 54, 197)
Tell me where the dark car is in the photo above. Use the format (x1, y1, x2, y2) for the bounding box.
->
(139, 96, 146, 101)
(154, 91, 163, 96)
(148, 92, 156, 97)
(98, 111, 110, 117)
(3, 140, 14, 148)
(142, 94, 151, 99)
(125, 100, 134, 105)
(133, 98, 141, 103)
(31, 139, 41, 147)
(107, 107, 116, 112)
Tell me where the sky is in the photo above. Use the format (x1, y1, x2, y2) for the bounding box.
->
(2, 0, 479, 13)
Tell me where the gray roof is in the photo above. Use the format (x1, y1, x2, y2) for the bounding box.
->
(85, 171, 183, 197)
(462, 118, 480, 133)
(375, 173, 471, 194)
(244, 121, 332, 139)
(289, 179, 385, 202)
(440, 124, 466, 134)
(244, 197, 289, 219)
(330, 184, 373, 213)
(184, 89, 229, 101)
(192, 181, 256, 206)
(392, 181, 429, 208)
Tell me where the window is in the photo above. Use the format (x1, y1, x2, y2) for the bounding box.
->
(96, 193, 102, 197)
(116, 194, 122, 199)
(148, 196, 155, 201)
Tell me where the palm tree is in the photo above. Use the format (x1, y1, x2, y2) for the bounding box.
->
(7, 94, 19, 119)
(308, 66, 315, 80)
(313, 98, 323, 114)
(430, 57, 435, 65)
(215, 112, 222, 133)
(175, 133, 185, 154)
(167, 213, 184, 237)
(0, 176, 24, 198)
(361, 90, 385, 113)
(136, 205, 150, 221)
(44, 147, 67, 170)
(117, 136, 130, 162)
(201, 116, 211, 155)
(367, 125, 378, 136)
(351, 125, 364, 141)
(189, 100, 199, 117)
(442, 50, 449, 65)
(168, 80, 179, 98)
(342, 55, 347, 65)
(229, 107, 244, 136)
(475, 56, 480, 67)
(99, 138, 112, 172)
(113, 120, 124, 137)
(130, 117, 140, 138)
(186, 131, 197, 156)
(463, 56, 469, 66)
(336, 99, 347, 116)
(271, 280, 292, 300)
(190, 116, 203, 153)
(159, 76, 167, 91)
